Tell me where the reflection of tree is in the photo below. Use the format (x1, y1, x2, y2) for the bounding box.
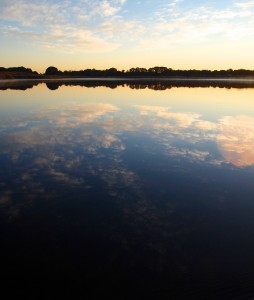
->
(43, 80, 254, 90)
(46, 82, 59, 90)
(0, 80, 41, 90)
(2, 79, 254, 91)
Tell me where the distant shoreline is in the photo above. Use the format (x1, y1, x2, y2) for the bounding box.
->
(1, 66, 254, 81)
(1, 76, 254, 82)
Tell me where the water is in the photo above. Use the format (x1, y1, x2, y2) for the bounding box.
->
(1, 81, 254, 299)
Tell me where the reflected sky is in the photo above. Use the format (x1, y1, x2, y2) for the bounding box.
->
(1, 85, 254, 212)
(1, 85, 254, 216)
(1, 83, 254, 298)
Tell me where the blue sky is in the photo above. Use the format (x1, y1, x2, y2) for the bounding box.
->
(1, 0, 254, 72)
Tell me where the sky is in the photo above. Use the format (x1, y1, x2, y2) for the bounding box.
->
(1, 0, 254, 72)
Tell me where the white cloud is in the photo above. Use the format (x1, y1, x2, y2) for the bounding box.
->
(2, 0, 254, 54)
(194, 120, 217, 131)
(99, 1, 122, 17)
(235, 1, 254, 8)
(0, 0, 126, 52)
(3, 24, 120, 52)
(132, 0, 254, 51)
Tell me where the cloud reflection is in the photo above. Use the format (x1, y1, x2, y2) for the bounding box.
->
(134, 105, 254, 167)
(0, 191, 12, 206)
(134, 105, 220, 164)
(135, 105, 200, 127)
(0, 102, 144, 220)
(217, 115, 254, 167)
(1, 97, 254, 224)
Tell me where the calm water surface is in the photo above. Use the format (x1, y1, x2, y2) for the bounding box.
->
(1, 82, 254, 299)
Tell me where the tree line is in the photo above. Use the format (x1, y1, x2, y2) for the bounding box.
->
(1, 66, 254, 79)
(44, 66, 254, 78)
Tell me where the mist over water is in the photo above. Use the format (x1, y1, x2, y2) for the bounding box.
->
(1, 82, 254, 298)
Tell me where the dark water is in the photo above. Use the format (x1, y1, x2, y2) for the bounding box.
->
(1, 82, 254, 299)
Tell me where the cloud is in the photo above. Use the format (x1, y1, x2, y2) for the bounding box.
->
(98, 0, 123, 17)
(85, 0, 126, 17)
(44, 103, 119, 125)
(133, 104, 224, 165)
(0, 0, 69, 26)
(235, 1, 254, 8)
(135, 105, 169, 115)
(100, 134, 125, 150)
(0, 191, 12, 206)
(0, 0, 126, 25)
(0, 100, 133, 215)
(157, 111, 200, 128)
(0, 103, 121, 163)
(4, 25, 120, 52)
(0, 98, 145, 219)
(2, 96, 254, 209)
(194, 120, 218, 131)
(20, 103, 254, 169)
(133, 0, 254, 51)
(217, 115, 254, 167)
(135, 105, 200, 128)
(0, 0, 126, 52)
(2, 0, 254, 55)
(48, 168, 85, 185)
(71, 103, 119, 122)
(169, 148, 211, 161)
(8, 95, 254, 225)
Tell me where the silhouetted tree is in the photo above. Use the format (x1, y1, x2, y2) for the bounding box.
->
(45, 66, 59, 75)
(8, 66, 34, 73)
